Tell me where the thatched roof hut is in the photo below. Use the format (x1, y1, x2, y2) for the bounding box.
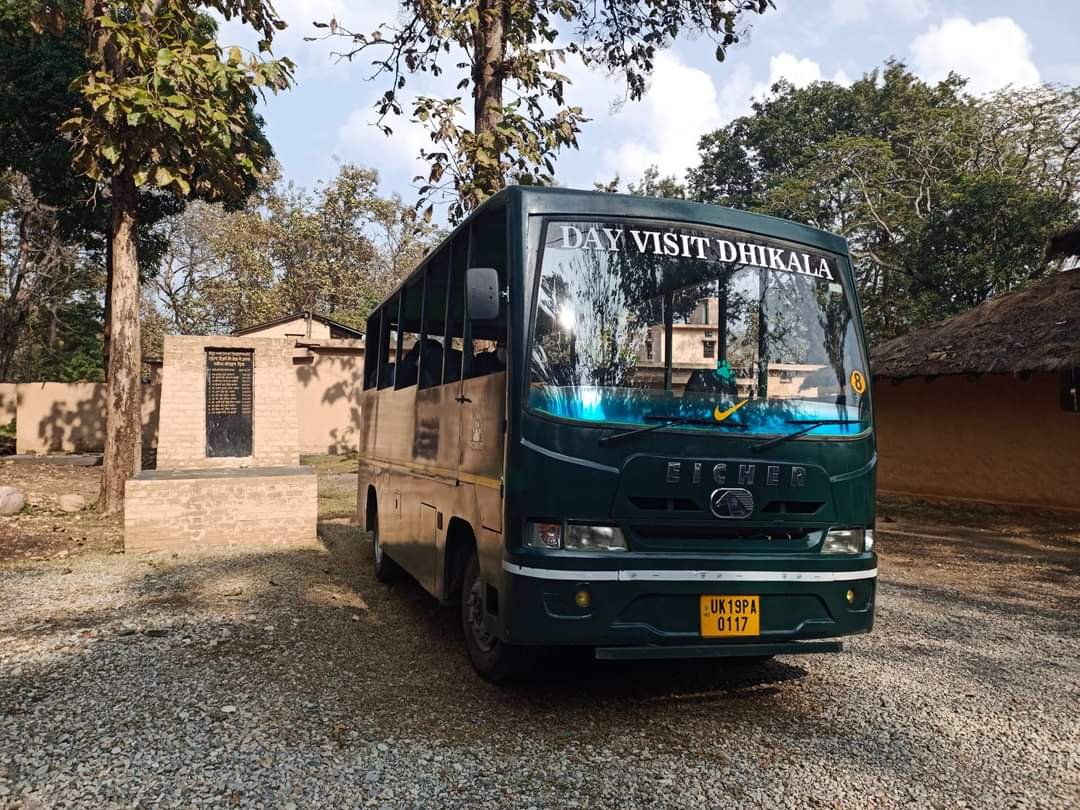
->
(871, 269, 1080, 379)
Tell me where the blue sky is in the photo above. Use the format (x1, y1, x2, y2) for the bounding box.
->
(220, 1, 1080, 204)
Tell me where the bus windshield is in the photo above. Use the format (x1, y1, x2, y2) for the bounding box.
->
(529, 219, 871, 437)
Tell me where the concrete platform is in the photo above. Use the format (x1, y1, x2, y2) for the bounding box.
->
(5, 453, 102, 466)
(124, 466, 318, 553)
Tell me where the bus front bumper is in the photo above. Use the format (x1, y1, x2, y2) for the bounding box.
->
(499, 560, 876, 652)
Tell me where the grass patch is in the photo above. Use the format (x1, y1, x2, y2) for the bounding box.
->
(319, 485, 357, 520)
(301, 452, 359, 475)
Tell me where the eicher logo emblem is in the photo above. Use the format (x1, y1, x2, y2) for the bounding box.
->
(710, 488, 755, 519)
(665, 461, 808, 488)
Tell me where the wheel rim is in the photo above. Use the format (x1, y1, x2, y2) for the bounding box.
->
(466, 575, 496, 653)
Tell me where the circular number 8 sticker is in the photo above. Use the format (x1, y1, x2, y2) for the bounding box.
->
(850, 369, 867, 394)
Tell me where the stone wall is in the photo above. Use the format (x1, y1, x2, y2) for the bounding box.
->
(124, 467, 318, 551)
(295, 343, 364, 455)
(239, 315, 331, 339)
(874, 372, 1080, 511)
(4, 338, 364, 460)
(0, 382, 17, 424)
(14, 382, 160, 455)
(156, 335, 299, 469)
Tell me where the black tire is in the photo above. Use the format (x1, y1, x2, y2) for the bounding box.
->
(461, 552, 524, 683)
(371, 506, 399, 583)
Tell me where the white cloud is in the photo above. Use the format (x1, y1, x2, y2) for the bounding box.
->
(829, 0, 929, 25)
(762, 52, 851, 91)
(828, 0, 870, 25)
(215, 0, 400, 80)
(909, 17, 1040, 95)
(337, 104, 432, 181)
(594, 51, 848, 186)
(602, 53, 733, 181)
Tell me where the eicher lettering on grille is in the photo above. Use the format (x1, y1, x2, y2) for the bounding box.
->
(556, 224, 836, 281)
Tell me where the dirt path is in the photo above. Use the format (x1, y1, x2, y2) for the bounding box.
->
(1, 491, 1077, 807)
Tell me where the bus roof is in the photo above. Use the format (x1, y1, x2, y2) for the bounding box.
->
(384, 186, 851, 303)
(503, 186, 849, 255)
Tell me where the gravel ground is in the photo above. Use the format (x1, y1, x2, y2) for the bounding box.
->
(1, 514, 1077, 809)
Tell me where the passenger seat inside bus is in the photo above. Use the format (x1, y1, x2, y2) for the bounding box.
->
(397, 338, 447, 388)
(471, 348, 505, 376)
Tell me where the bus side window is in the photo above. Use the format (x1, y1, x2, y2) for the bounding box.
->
(377, 294, 399, 390)
(395, 277, 425, 389)
(465, 208, 508, 379)
(443, 232, 469, 384)
(363, 309, 380, 390)
(419, 249, 450, 390)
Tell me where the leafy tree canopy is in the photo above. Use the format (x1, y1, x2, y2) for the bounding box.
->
(0, 1, 184, 269)
(312, 0, 773, 220)
(62, 0, 293, 202)
(688, 62, 1080, 342)
(147, 163, 441, 342)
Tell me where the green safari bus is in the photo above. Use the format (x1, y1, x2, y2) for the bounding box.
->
(357, 186, 877, 682)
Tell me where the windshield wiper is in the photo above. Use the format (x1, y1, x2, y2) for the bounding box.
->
(750, 419, 860, 454)
(598, 413, 747, 447)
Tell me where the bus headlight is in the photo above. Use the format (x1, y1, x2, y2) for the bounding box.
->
(524, 522, 628, 551)
(822, 527, 869, 554)
(565, 524, 628, 552)
(524, 522, 562, 549)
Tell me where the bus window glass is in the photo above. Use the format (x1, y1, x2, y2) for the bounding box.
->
(395, 277, 425, 389)
(530, 219, 870, 436)
(363, 310, 380, 390)
(419, 250, 450, 389)
(466, 209, 508, 378)
(444, 233, 469, 383)
(378, 295, 399, 389)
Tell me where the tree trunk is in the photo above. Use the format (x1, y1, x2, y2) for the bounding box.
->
(472, 0, 509, 195)
(99, 168, 142, 515)
(102, 235, 112, 381)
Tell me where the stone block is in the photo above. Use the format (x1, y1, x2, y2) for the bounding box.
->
(124, 466, 318, 553)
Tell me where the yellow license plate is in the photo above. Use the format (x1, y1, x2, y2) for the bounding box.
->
(700, 595, 761, 638)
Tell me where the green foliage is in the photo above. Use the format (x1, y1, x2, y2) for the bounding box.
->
(0, 2, 279, 383)
(150, 164, 442, 334)
(0, 170, 105, 382)
(1, 2, 195, 269)
(312, 1, 773, 220)
(688, 62, 1080, 342)
(62, 1, 293, 201)
(595, 165, 687, 199)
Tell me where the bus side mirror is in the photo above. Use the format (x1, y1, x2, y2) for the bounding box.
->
(466, 267, 500, 321)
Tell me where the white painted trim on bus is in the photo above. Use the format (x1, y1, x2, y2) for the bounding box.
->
(502, 562, 877, 583)
(520, 438, 620, 474)
(502, 563, 620, 581)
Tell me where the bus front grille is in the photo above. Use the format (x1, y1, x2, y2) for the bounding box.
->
(632, 526, 815, 543)
(628, 496, 701, 512)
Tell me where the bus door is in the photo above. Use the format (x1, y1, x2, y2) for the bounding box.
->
(455, 224, 506, 537)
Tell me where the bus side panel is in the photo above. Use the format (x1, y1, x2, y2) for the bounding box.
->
(375, 386, 433, 589)
(357, 388, 378, 526)
(419, 382, 462, 477)
(457, 371, 506, 531)
(457, 372, 506, 588)
(412, 382, 463, 595)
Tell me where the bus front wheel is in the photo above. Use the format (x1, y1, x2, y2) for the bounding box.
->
(461, 553, 523, 683)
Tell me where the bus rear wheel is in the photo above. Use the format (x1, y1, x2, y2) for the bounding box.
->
(371, 508, 398, 583)
(461, 552, 523, 684)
